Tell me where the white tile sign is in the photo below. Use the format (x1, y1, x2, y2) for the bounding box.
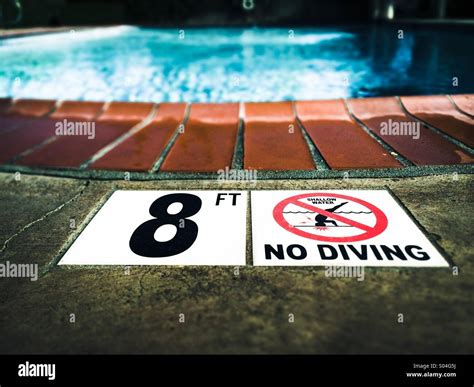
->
(60, 190, 247, 265)
(251, 190, 449, 267)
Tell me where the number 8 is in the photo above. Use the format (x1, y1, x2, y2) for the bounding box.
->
(129, 194, 202, 257)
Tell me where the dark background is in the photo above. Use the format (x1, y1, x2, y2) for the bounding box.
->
(1, 0, 473, 28)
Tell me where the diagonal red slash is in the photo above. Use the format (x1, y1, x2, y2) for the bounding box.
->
(288, 199, 373, 232)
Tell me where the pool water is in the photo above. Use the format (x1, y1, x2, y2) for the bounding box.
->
(1, 25, 473, 102)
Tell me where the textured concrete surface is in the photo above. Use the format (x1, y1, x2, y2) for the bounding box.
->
(0, 172, 472, 354)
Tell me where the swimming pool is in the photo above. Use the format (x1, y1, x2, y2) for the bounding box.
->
(1, 25, 473, 102)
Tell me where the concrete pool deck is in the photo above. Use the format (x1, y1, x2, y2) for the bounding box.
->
(0, 173, 472, 353)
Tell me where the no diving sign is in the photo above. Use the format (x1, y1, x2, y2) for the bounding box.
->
(252, 190, 448, 267)
(273, 192, 388, 243)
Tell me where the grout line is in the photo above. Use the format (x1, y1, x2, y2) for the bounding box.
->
(344, 99, 414, 167)
(296, 117, 329, 171)
(79, 104, 159, 169)
(293, 101, 329, 171)
(239, 100, 245, 120)
(246, 191, 253, 266)
(149, 103, 192, 173)
(397, 96, 474, 154)
(446, 94, 474, 119)
(8, 135, 59, 163)
(0, 162, 472, 180)
(384, 186, 456, 268)
(84, 100, 110, 121)
(231, 102, 245, 170)
(6, 101, 63, 162)
(49, 99, 62, 116)
(10, 101, 112, 164)
(0, 99, 60, 137)
(0, 123, 27, 137)
(43, 185, 116, 273)
(97, 101, 111, 119)
(8, 97, 57, 116)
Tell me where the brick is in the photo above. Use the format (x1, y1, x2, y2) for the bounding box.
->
(9, 99, 56, 117)
(450, 94, 474, 116)
(15, 102, 155, 169)
(349, 97, 473, 166)
(98, 102, 154, 121)
(296, 100, 401, 169)
(0, 119, 56, 163)
(400, 95, 474, 148)
(90, 103, 186, 171)
(244, 102, 315, 170)
(0, 99, 56, 136)
(160, 103, 239, 172)
(51, 101, 104, 120)
(0, 115, 34, 135)
(16, 121, 136, 168)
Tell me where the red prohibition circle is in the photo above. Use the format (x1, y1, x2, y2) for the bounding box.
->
(273, 192, 388, 242)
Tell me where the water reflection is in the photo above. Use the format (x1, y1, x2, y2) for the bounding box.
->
(0, 25, 472, 102)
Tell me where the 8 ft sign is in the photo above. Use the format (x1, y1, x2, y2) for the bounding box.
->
(60, 191, 247, 265)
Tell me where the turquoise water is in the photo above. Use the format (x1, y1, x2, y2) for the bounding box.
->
(0, 25, 473, 102)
